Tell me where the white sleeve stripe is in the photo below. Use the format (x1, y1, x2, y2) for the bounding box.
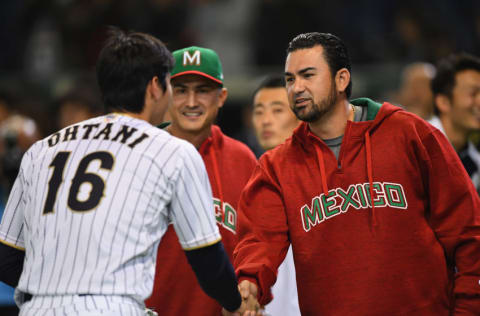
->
(169, 209, 186, 244)
(171, 144, 219, 247)
(182, 150, 216, 233)
(179, 164, 212, 238)
(172, 187, 205, 246)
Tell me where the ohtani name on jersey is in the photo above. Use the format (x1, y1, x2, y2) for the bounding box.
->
(301, 182, 407, 232)
(47, 123, 149, 149)
(213, 198, 237, 234)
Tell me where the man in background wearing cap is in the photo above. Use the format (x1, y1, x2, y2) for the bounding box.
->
(145, 46, 257, 316)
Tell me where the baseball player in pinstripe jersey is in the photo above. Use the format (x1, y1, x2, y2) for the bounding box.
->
(145, 47, 258, 316)
(0, 28, 247, 316)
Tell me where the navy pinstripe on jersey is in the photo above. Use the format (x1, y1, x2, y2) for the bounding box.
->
(0, 113, 220, 302)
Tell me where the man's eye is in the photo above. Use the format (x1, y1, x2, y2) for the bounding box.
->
(174, 88, 186, 94)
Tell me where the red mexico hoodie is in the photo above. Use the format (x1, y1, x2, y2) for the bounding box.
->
(146, 125, 257, 316)
(234, 98, 480, 316)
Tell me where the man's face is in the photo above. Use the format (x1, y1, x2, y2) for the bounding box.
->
(284, 45, 337, 123)
(169, 74, 226, 134)
(252, 87, 299, 150)
(448, 70, 480, 133)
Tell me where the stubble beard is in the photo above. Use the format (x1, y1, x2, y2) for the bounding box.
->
(293, 81, 337, 123)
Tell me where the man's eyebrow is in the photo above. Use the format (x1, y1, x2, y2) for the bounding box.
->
(195, 83, 217, 89)
(298, 67, 316, 75)
(270, 101, 288, 106)
(172, 82, 187, 88)
(284, 67, 316, 76)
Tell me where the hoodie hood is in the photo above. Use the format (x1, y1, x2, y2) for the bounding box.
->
(292, 98, 403, 228)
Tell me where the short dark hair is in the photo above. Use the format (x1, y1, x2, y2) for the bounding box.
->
(96, 27, 174, 113)
(252, 75, 285, 101)
(431, 52, 480, 115)
(287, 32, 352, 98)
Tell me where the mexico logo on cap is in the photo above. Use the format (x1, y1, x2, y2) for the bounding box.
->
(183, 50, 201, 66)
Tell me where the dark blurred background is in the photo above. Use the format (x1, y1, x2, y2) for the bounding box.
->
(0, 0, 479, 136)
(0, 0, 479, 313)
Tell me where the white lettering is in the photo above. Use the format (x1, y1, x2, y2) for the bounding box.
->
(183, 50, 201, 66)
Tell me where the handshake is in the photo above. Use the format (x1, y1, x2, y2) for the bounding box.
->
(222, 280, 265, 316)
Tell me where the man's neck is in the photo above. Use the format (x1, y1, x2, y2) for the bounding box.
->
(167, 124, 212, 149)
(440, 116, 469, 151)
(113, 110, 149, 121)
(308, 99, 354, 139)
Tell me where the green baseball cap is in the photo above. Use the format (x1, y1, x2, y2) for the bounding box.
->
(171, 46, 224, 86)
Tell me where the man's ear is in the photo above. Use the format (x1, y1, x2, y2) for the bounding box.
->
(217, 87, 228, 109)
(435, 94, 452, 115)
(149, 76, 163, 101)
(335, 68, 350, 95)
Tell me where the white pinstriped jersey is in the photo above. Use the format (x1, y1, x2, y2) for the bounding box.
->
(0, 113, 220, 303)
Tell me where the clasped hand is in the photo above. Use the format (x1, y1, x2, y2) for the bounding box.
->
(222, 280, 263, 316)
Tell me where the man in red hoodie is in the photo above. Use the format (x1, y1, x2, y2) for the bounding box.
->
(228, 33, 480, 315)
(145, 46, 258, 316)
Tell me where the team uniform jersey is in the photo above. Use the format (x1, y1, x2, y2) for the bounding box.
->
(234, 99, 480, 315)
(0, 114, 220, 314)
(146, 125, 257, 316)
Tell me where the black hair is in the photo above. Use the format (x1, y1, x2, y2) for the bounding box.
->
(96, 27, 174, 113)
(431, 53, 480, 115)
(252, 75, 285, 100)
(287, 32, 352, 98)
(432, 53, 480, 97)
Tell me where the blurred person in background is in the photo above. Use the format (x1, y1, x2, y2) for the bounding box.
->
(0, 91, 14, 125)
(146, 46, 257, 316)
(252, 75, 300, 151)
(429, 53, 480, 192)
(52, 83, 104, 131)
(0, 114, 41, 316)
(0, 115, 41, 196)
(395, 62, 436, 120)
(251, 74, 301, 316)
(233, 101, 264, 159)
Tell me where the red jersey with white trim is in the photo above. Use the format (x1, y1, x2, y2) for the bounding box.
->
(146, 125, 257, 316)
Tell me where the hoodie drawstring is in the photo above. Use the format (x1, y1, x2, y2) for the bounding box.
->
(314, 145, 329, 196)
(312, 127, 377, 228)
(365, 131, 377, 227)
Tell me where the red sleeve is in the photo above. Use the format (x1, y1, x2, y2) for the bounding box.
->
(420, 129, 480, 315)
(233, 161, 290, 306)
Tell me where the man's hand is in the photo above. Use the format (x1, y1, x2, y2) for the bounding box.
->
(222, 280, 262, 316)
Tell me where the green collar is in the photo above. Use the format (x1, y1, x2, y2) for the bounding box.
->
(351, 97, 382, 121)
(156, 121, 171, 129)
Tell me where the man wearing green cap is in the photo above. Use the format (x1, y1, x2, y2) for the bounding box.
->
(145, 47, 258, 316)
